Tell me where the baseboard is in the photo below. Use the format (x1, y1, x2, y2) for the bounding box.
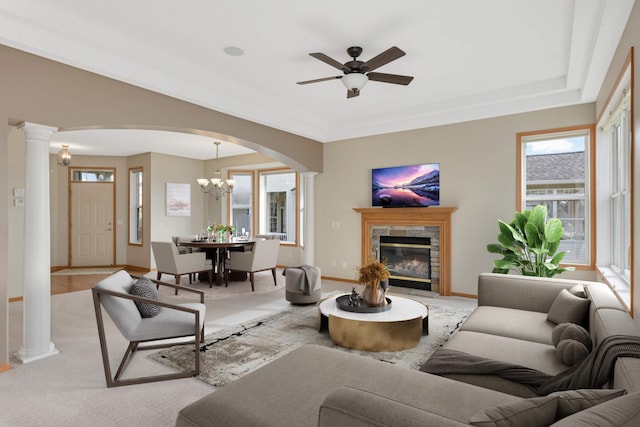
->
(450, 291, 478, 299)
(321, 276, 358, 284)
(9, 296, 22, 303)
(0, 363, 11, 373)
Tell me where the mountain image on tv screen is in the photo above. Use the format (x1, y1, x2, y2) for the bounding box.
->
(372, 163, 440, 207)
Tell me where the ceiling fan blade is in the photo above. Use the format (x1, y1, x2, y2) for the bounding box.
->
(347, 89, 360, 99)
(309, 53, 349, 71)
(367, 72, 414, 85)
(297, 76, 342, 85)
(362, 46, 406, 72)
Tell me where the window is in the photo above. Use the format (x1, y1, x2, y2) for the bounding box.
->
(594, 50, 633, 312)
(229, 171, 253, 238)
(258, 169, 297, 244)
(517, 126, 594, 266)
(129, 168, 143, 245)
(72, 169, 114, 182)
(226, 167, 299, 244)
(609, 93, 632, 279)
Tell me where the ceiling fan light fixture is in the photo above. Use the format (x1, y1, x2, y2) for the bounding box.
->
(342, 73, 368, 91)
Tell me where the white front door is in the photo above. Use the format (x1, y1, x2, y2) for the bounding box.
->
(71, 182, 114, 267)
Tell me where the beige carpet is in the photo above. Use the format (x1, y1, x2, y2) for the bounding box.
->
(150, 301, 472, 387)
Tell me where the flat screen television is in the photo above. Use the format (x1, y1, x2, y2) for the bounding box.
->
(372, 163, 440, 207)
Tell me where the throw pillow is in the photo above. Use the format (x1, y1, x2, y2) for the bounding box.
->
(130, 276, 161, 318)
(549, 389, 626, 419)
(551, 323, 592, 351)
(550, 390, 639, 426)
(556, 339, 590, 367)
(568, 284, 587, 298)
(469, 395, 558, 427)
(547, 289, 590, 326)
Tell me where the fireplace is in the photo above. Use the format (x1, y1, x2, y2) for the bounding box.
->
(380, 236, 432, 290)
(353, 207, 456, 296)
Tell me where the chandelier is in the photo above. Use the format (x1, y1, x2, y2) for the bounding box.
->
(57, 144, 71, 167)
(197, 141, 236, 200)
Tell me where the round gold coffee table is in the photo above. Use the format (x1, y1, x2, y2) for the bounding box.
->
(318, 294, 428, 352)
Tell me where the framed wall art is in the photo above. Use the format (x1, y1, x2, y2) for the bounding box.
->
(166, 183, 191, 216)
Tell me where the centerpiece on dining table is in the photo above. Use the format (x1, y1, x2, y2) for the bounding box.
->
(213, 224, 235, 243)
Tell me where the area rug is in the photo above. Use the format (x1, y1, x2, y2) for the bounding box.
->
(153, 270, 286, 301)
(150, 301, 472, 387)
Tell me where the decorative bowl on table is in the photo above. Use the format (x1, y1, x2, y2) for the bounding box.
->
(335, 295, 392, 313)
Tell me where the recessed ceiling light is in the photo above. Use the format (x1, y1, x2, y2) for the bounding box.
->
(224, 46, 244, 57)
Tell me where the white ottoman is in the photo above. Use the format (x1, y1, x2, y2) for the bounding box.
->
(285, 266, 321, 304)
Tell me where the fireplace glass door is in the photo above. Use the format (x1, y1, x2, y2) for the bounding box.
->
(379, 236, 432, 290)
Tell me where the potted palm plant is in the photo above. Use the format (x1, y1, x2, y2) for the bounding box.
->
(487, 204, 575, 277)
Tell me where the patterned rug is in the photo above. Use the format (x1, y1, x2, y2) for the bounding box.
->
(150, 301, 472, 387)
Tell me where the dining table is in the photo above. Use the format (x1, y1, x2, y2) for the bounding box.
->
(178, 239, 256, 286)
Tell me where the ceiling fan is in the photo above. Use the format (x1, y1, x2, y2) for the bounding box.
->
(297, 46, 414, 98)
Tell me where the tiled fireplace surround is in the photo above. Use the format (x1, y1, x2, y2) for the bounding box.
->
(353, 207, 457, 296)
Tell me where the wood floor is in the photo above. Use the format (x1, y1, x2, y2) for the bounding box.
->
(49, 267, 150, 296)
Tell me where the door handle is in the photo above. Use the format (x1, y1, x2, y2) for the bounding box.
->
(106, 228, 112, 231)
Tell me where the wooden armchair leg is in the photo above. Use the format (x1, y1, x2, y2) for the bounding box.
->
(271, 268, 277, 286)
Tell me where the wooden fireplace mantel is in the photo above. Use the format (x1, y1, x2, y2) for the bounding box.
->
(353, 207, 457, 296)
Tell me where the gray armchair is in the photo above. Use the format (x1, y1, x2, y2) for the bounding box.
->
(227, 239, 280, 291)
(152, 241, 212, 293)
(91, 270, 205, 387)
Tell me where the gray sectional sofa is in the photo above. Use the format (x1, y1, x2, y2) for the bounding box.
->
(176, 273, 640, 426)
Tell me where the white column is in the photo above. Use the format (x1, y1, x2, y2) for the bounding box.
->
(302, 172, 317, 266)
(16, 122, 59, 363)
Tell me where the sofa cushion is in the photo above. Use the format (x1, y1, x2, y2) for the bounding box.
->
(443, 331, 567, 375)
(551, 323, 591, 350)
(129, 276, 161, 318)
(550, 391, 640, 426)
(547, 289, 590, 326)
(469, 395, 557, 427)
(548, 389, 625, 419)
(556, 339, 589, 367)
(460, 306, 554, 345)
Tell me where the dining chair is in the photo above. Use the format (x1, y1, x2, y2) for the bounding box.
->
(91, 270, 205, 387)
(151, 241, 212, 293)
(227, 239, 280, 291)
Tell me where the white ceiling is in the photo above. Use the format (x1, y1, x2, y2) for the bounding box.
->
(0, 0, 635, 159)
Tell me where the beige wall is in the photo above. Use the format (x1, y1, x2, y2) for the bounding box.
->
(148, 153, 207, 269)
(595, 0, 640, 320)
(316, 104, 597, 296)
